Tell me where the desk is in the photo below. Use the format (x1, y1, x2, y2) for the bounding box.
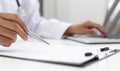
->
(0, 39, 120, 71)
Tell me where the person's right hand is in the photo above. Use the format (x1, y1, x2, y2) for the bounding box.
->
(65, 20, 107, 37)
(0, 12, 29, 47)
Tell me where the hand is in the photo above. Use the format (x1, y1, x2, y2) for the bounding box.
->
(65, 20, 107, 37)
(0, 12, 29, 47)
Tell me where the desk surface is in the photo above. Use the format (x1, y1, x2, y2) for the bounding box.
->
(0, 39, 120, 71)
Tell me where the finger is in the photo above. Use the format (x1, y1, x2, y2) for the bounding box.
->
(0, 18, 28, 41)
(0, 26, 17, 42)
(82, 29, 97, 35)
(0, 13, 29, 32)
(0, 36, 14, 47)
(85, 21, 107, 37)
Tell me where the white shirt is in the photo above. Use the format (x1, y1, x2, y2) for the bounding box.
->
(0, 0, 71, 39)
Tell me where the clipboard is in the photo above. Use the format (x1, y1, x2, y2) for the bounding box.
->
(0, 41, 119, 67)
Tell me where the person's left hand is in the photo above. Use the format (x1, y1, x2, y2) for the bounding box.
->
(64, 20, 107, 37)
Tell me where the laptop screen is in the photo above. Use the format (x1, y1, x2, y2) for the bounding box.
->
(104, 0, 120, 36)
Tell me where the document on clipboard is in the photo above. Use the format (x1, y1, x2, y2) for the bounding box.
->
(0, 40, 119, 67)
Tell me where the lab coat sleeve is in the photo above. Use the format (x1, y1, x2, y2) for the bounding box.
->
(22, 0, 71, 39)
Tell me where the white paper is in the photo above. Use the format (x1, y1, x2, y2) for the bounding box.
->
(0, 39, 98, 66)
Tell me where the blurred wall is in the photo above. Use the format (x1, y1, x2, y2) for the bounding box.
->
(42, 0, 109, 24)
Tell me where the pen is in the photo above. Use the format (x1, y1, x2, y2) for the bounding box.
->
(16, 1, 50, 45)
(27, 31, 50, 45)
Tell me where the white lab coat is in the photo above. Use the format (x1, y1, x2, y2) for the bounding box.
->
(0, 0, 71, 39)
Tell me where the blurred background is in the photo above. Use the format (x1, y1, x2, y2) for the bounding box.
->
(39, 0, 109, 25)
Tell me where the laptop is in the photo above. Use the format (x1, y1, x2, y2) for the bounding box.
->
(66, 0, 120, 44)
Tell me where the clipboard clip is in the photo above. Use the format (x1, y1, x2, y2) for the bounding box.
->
(82, 47, 120, 67)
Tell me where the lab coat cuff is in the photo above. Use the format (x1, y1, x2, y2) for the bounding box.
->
(57, 22, 72, 39)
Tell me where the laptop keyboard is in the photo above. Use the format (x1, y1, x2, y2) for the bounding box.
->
(66, 35, 120, 44)
(88, 35, 120, 39)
